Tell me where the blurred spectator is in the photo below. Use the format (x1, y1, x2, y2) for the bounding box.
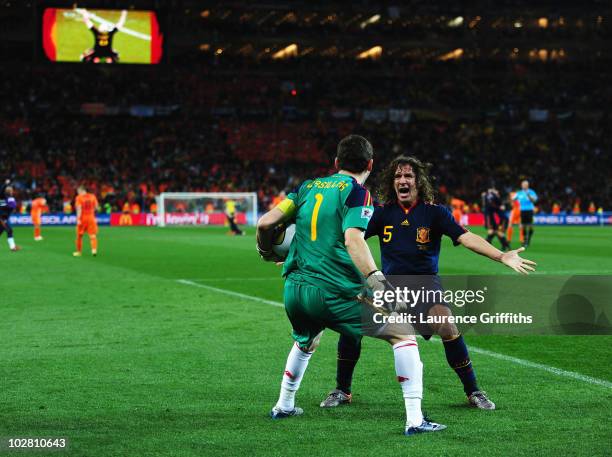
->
(0, 60, 609, 213)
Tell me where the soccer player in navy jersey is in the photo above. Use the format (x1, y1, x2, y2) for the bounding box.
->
(482, 187, 510, 251)
(0, 179, 20, 251)
(321, 156, 536, 410)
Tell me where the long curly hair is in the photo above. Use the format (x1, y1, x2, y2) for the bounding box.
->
(376, 155, 436, 204)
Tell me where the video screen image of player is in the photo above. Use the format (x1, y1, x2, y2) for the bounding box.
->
(42, 7, 163, 64)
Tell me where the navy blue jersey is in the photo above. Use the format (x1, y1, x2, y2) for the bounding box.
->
(0, 189, 16, 219)
(483, 190, 502, 211)
(365, 200, 468, 274)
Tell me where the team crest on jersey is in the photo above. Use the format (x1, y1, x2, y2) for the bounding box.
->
(361, 207, 373, 220)
(416, 227, 430, 243)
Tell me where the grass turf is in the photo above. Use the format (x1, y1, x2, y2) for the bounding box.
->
(1, 225, 611, 456)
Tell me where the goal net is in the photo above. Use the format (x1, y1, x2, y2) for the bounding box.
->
(156, 192, 258, 227)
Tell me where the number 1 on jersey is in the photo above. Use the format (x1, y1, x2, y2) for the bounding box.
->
(311, 193, 324, 241)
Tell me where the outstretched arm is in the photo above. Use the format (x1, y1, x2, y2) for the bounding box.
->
(116, 10, 128, 30)
(77, 9, 94, 29)
(458, 231, 536, 274)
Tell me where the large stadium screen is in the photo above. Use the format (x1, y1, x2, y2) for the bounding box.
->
(42, 8, 163, 64)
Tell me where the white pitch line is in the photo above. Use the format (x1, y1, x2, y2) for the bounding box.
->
(465, 345, 612, 389)
(176, 279, 283, 308)
(176, 279, 612, 389)
(183, 277, 282, 282)
(75, 9, 151, 41)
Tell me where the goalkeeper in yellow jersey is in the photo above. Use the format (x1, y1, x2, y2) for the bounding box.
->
(225, 199, 244, 235)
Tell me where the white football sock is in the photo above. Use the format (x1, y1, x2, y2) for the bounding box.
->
(393, 340, 424, 428)
(275, 343, 313, 411)
(7, 237, 16, 250)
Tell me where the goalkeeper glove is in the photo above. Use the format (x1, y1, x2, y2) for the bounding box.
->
(363, 270, 408, 313)
(256, 244, 283, 263)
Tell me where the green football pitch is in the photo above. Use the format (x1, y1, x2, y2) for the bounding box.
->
(1, 225, 611, 456)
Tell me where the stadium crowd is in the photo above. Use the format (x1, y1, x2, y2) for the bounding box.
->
(1, 59, 609, 214)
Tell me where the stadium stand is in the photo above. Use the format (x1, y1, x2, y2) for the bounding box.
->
(0, 1, 610, 213)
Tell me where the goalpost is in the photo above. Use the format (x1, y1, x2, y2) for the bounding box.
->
(156, 192, 258, 228)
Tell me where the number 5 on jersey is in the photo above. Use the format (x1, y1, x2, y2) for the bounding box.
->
(383, 225, 393, 242)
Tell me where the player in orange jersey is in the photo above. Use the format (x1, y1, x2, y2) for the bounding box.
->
(269, 190, 286, 210)
(31, 195, 48, 241)
(73, 186, 100, 257)
(450, 197, 465, 224)
(506, 191, 523, 246)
